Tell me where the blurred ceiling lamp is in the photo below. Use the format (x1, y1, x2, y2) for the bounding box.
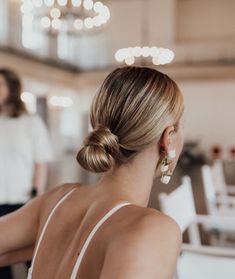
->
(21, 92, 37, 114)
(115, 46, 174, 66)
(21, 0, 110, 36)
(48, 95, 73, 107)
(114, 0, 175, 66)
(21, 91, 36, 103)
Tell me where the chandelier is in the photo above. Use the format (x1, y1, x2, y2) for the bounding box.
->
(115, 46, 175, 66)
(114, 0, 175, 66)
(21, 0, 110, 36)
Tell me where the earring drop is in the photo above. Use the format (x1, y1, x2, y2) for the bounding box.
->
(168, 149, 176, 159)
(160, 149, 176, 184)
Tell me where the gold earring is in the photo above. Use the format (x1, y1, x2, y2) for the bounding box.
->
(160, 149, 176, 184)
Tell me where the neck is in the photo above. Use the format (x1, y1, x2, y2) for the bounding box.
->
(95, 144, 159, 207)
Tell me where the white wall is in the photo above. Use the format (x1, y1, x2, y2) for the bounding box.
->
(177, 0, 235, 42)
(179, 79, 235, 159)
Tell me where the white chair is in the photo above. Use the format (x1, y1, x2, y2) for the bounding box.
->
(202, 164, 235, 245)
(212, 159, 235, 196)
(176, 247, 235, 279)
(159, 176, 235, 279)
(201, 164, 235, 216)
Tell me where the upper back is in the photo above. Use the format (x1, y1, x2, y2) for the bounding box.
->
(32, 183, 133, 278)
(33, 183, 180, 279)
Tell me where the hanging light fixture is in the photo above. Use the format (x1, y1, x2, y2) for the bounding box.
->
(115, 46, 175, 66)
(21, 0, 110, 36)
(114, 0, 175, 66)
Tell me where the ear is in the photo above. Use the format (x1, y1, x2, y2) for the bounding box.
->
(158, 125, 175, 154)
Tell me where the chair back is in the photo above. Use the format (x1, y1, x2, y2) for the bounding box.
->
(159, 176, 201, 245)
(177, 251, 235, 279)
(211, 160, 227, 195)
(201, 165, 218, 214)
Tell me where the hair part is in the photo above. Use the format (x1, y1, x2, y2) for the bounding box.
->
(77, 66, 184, 173)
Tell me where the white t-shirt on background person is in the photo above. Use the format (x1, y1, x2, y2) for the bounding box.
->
(0, 114, 53, 204)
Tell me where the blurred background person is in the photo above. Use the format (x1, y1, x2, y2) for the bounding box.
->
(0, 68, 53, 279)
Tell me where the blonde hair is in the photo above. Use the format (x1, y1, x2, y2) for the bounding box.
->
(77, 66, 184, 173)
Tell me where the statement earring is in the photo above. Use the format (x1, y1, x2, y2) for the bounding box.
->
(160, 149, 176, 184)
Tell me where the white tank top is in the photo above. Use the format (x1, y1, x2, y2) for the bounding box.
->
(27, 188, 131, 279)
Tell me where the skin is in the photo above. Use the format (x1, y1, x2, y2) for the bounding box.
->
(0, 115, 185, 279)
(0, 74, 48, 195)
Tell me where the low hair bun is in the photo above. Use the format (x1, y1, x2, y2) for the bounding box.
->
(76, 124, 120, 173)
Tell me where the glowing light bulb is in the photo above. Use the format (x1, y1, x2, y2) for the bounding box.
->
(83, 0, 93, 10)
(50, 8, 61, 18)
(49, 96, 73, 107)
(57, 0, 67, 6)
(125, 56, 135, 65)
(51, 18, 61, 29)
(84, 17, 94, 29)
(152, 57, 160, 65)
(115, 49, 125, 62)
(74, 18, 83, 30)
(93, 16, 102, 27)
(132, 46, 141, 57)
(21, 92, 35, 103)
(40, 16, 51, 28)
(142, 46, 150, 57)
(94, 1, 103, 13)
(71, 0, 82, 7)
(150, 46, 159, 57)
(44, 0, 54, 7)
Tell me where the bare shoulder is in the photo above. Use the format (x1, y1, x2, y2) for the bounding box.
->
(115, 204, 181, 242)
(100, 206, 182, 279)
(136, 208, 182, 258)
(120, 206, 182, 253)
(137, 207, 182, 242)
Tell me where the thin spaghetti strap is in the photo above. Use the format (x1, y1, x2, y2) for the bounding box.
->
(30, 187, 77, 272)
(70, 202, 131, 279)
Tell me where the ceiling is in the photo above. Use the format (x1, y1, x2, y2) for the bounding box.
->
(0, 0, 235, 72)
